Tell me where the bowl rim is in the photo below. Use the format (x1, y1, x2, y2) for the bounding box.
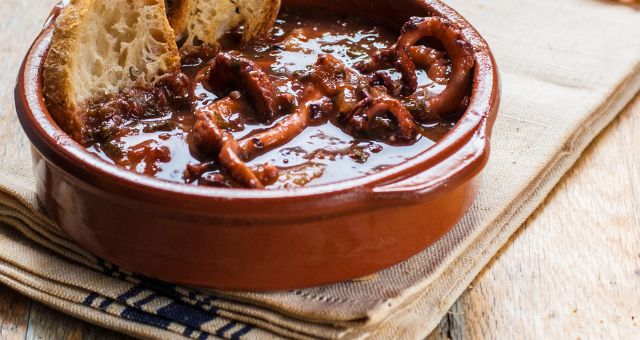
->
(15, 0, 500, 217)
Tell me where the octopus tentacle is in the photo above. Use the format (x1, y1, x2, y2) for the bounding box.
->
(302, 54, 367, 117)
(189, 101, 278, 188)
(368, 70, 401, 96)
(353, 49, 397, 74)
(187, 53, 293, 187)
(158, 72, 191, 105)
(408, 46, 448, 84)
(190, 106, 225, 156)
(184, 161, 216, 183)
(239, 93, 328, 158)
(238, 54, 362, 159)
(396, 16, 475, 118)
(354, 49, 404, 96)
(301, 55, 361, 96)
(189, 53, 280, 119)
(347, 96, 417, 144)
(207, 53, 280, 120)
(218, 138, 266, 189)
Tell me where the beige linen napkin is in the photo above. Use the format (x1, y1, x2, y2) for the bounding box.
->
(1, 0, 639, 338)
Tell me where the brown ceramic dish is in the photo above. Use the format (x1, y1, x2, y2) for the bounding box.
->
(15, 0, 499, 290)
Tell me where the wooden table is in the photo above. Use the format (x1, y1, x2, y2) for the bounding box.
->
(1, 0, 638, 338)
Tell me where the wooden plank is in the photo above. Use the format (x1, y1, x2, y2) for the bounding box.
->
(0, 284, 30, 340)
(427, 299, 466, 340)
(429, 95, 640, 339)
(0, 0, 57, 164)
(25, 301, 132, 340)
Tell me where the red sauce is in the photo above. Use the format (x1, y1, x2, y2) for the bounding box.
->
(87, 9, 463, 189)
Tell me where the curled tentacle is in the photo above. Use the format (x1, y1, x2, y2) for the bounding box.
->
(368, 71, 401, 96)
(301, 54, 365, 117)
(186, 53, 295, 188)
(189, 100, 278, 188)
(237, 55, 363, 159)
(207, 53, 280, 120)
(184, 162, 216, 183)
(302, 54, 356, 95)
(188, 55, 347, 187)
(347, 95, 417, 144)
(396, 16, 475, 118)
(218, 138, 268, 189)
(189, 53, 280, 120)
(354, 49, 404, 96)
(354, 17, 474, 120)
(190, 103, 226, 156)
(298, 54, 418, 144)
(353, 48, 397, 74)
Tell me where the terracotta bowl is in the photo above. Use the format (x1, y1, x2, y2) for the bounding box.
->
(15, 0, 499, 290)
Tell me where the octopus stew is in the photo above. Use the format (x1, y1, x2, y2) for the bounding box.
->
(85, 9, 474, 189)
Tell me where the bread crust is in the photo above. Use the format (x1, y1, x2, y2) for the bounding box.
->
(241, 0, 281, 44)
(165, 0, 191, 36)
(43, 0, 180, 144)
(43, 0, 88, 142)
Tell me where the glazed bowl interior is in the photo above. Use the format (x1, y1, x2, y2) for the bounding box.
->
(18, 0, 498, 214)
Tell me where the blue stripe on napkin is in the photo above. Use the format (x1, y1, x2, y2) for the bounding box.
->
(75, 259, 257, 339)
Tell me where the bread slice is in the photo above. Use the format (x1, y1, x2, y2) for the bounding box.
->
(43, 0, 180, 143)
(177, 0, 243, 49)
(172, 0, 280, 49)
(238, 0, 281, 44)
(165, 0, 191, 37)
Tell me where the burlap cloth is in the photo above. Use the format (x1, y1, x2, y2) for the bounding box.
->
(1, 0, 639, 338)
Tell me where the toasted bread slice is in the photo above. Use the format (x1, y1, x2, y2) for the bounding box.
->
(238, 0, 281, 44)
(43, 0, 180, 143)
(171, 0, 280, 49)
(165, 0, 191, 37)
(178, 0, 243, 49)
